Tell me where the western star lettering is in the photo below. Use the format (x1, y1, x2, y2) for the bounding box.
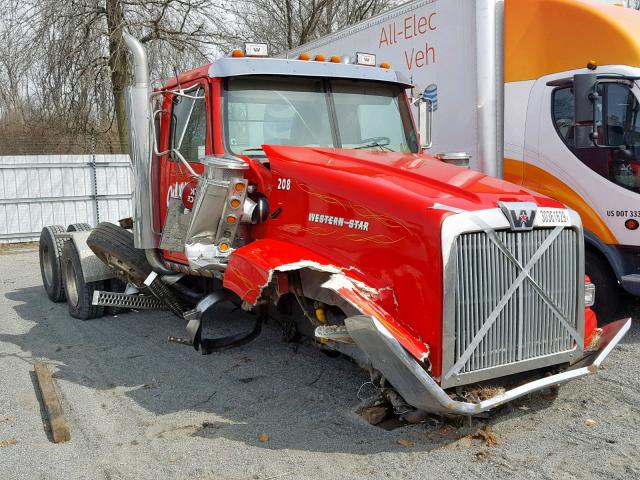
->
(308, 213, 369, 231)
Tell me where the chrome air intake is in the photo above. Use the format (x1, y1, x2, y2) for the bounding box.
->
(184, 155, 249, 270)
(122, 33, 157, 249)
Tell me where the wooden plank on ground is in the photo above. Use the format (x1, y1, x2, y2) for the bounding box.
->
(34, 362, 70, 443)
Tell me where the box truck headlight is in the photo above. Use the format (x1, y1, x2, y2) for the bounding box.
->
(585, 282, 595, 307)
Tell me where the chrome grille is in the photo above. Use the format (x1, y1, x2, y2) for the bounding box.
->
(453, 228, 579, 375)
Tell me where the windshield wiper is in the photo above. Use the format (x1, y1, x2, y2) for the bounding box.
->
(240, 147, 266, 155)
(354, 141, 394, 152)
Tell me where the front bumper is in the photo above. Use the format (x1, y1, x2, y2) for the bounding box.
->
(345, 315, 631, 415)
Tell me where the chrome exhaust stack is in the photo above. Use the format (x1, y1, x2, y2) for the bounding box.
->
(122, 33, 157, 249)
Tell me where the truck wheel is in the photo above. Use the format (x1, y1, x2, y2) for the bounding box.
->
(39, 225, 66, 302)
(61, 240, 105, 320)
(585, 250, 618, 323)
(67, 223, 92, 232)
(86, 222, 152, 284)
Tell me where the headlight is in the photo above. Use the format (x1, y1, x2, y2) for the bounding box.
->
(585, 282, 595, 307)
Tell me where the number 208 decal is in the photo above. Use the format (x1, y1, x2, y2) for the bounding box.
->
(277, 178, 291, 190)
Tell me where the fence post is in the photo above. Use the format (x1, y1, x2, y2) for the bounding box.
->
(90, 135, 100, 225)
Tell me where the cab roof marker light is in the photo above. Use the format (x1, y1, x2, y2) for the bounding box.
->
(314, 54, 326, 62)
(379, 62, 391, 69)
(231, 49, 244, 58)
(245, 43, 268, 57)
(330, 55, 341, 63)
(298, 52, 311, 61)
(356, 52, 376, 67)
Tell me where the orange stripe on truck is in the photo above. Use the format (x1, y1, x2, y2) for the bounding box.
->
(505, 0, 640, 83)
(504, 158, 618, 245)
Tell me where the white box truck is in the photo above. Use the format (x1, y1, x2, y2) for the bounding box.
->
(285, 0, 640, 320)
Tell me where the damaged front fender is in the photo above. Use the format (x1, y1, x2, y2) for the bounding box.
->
(223, 239, 430, 363)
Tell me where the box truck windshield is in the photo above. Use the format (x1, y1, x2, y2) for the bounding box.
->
(223, 75, 419, 156)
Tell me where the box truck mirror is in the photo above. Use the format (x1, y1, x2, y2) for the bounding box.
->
(573, 73, 598, 149)
(574, 73, 597, 123)
(418, 98, 434, 149)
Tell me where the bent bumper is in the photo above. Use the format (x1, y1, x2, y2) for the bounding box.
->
(345, 315, 631, 415)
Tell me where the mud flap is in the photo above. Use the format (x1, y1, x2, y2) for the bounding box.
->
(183, 291, 265, 354)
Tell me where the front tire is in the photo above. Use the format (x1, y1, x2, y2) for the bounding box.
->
(86, 222, 152, 284)
(39, 225, 66, 302)
(585, 250, 619, 323)
(61, 240, 105, 320)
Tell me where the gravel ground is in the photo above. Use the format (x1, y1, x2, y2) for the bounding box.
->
(1, 246, 639, 480)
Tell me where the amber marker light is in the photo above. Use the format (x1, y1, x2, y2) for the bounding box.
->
(587, 60, 597, 70)
(379, 62, 391, 69)
(298, 52, 311, 61)
(330, 55, 341, 63)
(231, 49, 245, 58)
(230, 198, 241, 209)
(225, 215, 237, 225)
(314, 54, 326, 62)
(625, 219, 639, 230)
(218, 242, 230, 252)
(234, 182, 246, 193)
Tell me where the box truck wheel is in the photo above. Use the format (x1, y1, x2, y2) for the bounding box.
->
(66, 223, 92, 232)
(61, 240, 105, 320)
(585, 250, 618, 323)
(39, 225, 67, 302)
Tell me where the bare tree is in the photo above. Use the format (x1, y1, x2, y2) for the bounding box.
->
(223, 0, 396, 54)
(1, 0, 227, 148)
(0, 0, 397, 153)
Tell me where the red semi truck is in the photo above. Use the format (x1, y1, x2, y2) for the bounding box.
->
(38, 35, 629, 416)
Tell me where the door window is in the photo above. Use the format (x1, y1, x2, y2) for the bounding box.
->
(170, 86, 207, 162)
(551, 84, 640, 193)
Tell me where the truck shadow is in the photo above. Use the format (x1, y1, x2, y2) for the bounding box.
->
(3, 284, 637, 454)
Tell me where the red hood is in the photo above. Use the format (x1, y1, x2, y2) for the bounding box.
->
(262, 145, 564, 211)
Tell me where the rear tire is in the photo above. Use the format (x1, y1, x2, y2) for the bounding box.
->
(86, 222, 152, 285)
(61, 240, 105, 320)
(39, 225, 66, 302)
(585, 250, 619, 323)
(66, 223, 92, 232)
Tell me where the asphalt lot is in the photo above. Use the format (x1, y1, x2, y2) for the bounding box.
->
(1, 245, 639, 479)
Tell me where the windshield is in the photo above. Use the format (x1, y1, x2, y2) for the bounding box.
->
(224, 75, 418, 156)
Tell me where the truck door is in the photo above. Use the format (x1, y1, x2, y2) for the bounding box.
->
(158, 81, 212, 228)
(523, 78, 625, 248)
(540, 80, 640, 247)
(527, 76, 640, 319)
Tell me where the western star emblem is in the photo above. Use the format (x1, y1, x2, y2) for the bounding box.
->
(498, 201, 537, 231)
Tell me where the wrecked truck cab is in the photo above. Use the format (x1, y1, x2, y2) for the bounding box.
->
(39, 36, 630, 418)
(222, 145, 630, 414)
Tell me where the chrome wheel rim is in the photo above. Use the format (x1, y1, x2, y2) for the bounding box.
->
(62, 256, 79, 306)
(42, 243, 54, 287)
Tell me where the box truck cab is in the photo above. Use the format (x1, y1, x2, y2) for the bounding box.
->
(285, 0, 640, 320)
(504, 0, 640, 320)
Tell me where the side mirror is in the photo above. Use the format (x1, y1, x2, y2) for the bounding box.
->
(418, 98, 434, 149)
(573, 73, 598, 148)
